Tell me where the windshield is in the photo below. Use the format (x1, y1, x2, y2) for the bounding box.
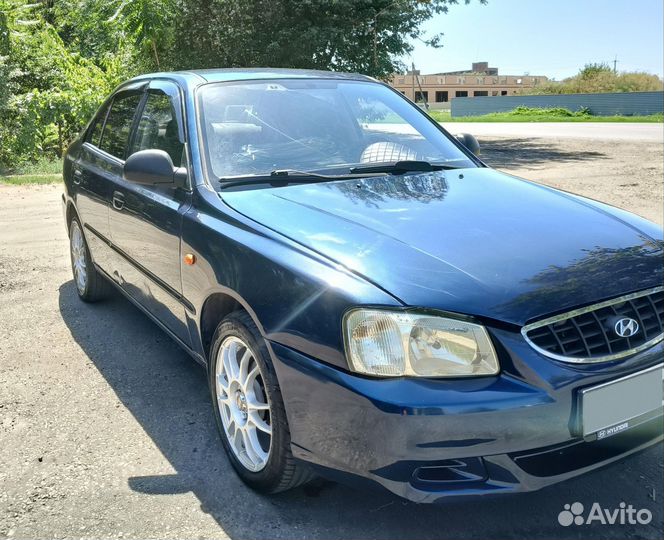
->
(197, 79, 476, 181)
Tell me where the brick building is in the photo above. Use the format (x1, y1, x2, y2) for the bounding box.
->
(390, 62, 549, 108)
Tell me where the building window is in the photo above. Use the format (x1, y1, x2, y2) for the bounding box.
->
(398, 78, 405, 84)
(399, 91, 405, 95)
(435, 91, 449, 103)
(455, 90, 468, 98)
(492, 91, 498, 96)
(473, 91, 488, 97)
(516, 78, 523, 84)
(501, 90, 508, 96)
(414, 91, 429, 103)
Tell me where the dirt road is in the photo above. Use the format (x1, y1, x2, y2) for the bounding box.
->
(1, 136, 662, 539)
(444, 122, 664, 142)
(481, 136, 663, 225)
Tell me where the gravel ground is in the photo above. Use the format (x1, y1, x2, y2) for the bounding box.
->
(1, 136, 662, 540)
(480, 136, 664, 225)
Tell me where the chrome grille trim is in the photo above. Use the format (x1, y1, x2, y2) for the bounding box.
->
(521, 286, 664, 363)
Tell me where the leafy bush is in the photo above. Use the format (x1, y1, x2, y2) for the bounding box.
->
(508, 106, 591, 118)
(0, 1, 128, 167)
(530, 63, 663, 95)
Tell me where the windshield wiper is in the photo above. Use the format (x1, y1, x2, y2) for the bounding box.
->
(349, 160, 461, 175)
(218, 169, 383, 189)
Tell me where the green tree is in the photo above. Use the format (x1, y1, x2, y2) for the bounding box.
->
(45, 0, 129, 66)
(171, 0, 484, 79)
(530, 62, 663, 95)
(0, 7, 12, 108)
(0, 0, 124, 165)
(107, 0, 176, 70)
(579, 62, 613, 79)
(1, 0, 485, 165)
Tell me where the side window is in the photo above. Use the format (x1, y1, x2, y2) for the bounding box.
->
(86, 104, 109, 147)
(131, 91, 184, 167)
(99, 93, 142, 159)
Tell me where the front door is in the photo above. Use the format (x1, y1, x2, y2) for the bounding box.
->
(107, 80, 192, 345)
(74, 88, 143, 273)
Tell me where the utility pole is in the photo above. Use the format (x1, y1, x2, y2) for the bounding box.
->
(410, 62, 429, 110)
(411, 61, 415, 101)
(613, 55, 618, 74)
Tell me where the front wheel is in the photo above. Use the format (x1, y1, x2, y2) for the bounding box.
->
(209, 311, 313, 493)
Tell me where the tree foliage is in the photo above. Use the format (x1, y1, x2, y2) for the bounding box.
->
(170, 0, 481, 79)
(0, 0, 482, 166)
(0, 0, 127, 165)
(531, 62, 663, 95)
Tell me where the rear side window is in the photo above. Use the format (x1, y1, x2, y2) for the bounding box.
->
(131, 91, 184, 166)
(99, 93, 142, 159)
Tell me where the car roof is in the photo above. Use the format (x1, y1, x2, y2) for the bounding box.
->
(128, 68, 376, 88)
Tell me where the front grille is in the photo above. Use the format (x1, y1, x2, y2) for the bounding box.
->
(522, 287, 664, 363)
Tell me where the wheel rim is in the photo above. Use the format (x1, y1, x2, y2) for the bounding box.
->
(70, 222, 87, 294)
(215, 336, 272, 472)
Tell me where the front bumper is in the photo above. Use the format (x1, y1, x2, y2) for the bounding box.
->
(268, 331, 663, 503)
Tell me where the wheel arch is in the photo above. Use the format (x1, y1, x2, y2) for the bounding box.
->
(65, 200, 80, 232)
(199, 288, 268, 363)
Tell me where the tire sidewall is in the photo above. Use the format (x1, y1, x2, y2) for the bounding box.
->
(69, 218, 91, 299)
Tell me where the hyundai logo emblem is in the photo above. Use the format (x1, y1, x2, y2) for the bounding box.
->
(614, 317, 639, 338)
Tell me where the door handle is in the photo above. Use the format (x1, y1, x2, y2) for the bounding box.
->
(112, 191, 125, 210)
(73, 168, 82, 185)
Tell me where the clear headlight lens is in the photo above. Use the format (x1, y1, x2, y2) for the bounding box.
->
(344, 309, 499, 377)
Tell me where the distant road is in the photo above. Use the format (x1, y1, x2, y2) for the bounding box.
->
(441, 122, 663, 142)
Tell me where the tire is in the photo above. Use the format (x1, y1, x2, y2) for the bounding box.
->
(69, 217, 110, 302)
(208, 311, 314, 493)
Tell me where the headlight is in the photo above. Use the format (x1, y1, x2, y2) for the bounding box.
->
(343, 309, 499, 377)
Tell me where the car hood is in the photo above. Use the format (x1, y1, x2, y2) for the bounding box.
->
(221, 168, 663, 326)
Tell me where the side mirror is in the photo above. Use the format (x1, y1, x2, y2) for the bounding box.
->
(124, 149, 186, 186)
(455, 133, 481, 156)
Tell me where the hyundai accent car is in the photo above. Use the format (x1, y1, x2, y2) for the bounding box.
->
(61, 68, 664, 502)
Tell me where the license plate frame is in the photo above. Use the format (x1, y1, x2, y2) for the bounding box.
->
(579, 364, 663, 440)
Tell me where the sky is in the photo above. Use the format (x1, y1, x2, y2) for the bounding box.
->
(404, 0, 664, 80)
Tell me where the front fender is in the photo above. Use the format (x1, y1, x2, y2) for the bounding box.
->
(181, 188, 400, 369)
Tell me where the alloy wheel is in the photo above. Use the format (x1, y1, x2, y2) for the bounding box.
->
(215, 336, 272, 472)
(70, 221, 88, 294)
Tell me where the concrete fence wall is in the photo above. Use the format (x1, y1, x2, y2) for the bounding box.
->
(451, 91, 664, 117)
(426, 102, 452, 111)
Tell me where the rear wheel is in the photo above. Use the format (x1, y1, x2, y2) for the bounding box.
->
(209, 311, 313, 493)
(69, 218, 110, 302)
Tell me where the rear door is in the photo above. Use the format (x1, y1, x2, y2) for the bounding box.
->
(107, 79, 192, 345)
(74, 86, 144, 273)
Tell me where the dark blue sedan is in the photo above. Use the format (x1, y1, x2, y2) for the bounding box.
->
(61, 68, 664, 502)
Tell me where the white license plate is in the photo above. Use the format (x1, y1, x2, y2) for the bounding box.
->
(580, 365, 663, 439)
